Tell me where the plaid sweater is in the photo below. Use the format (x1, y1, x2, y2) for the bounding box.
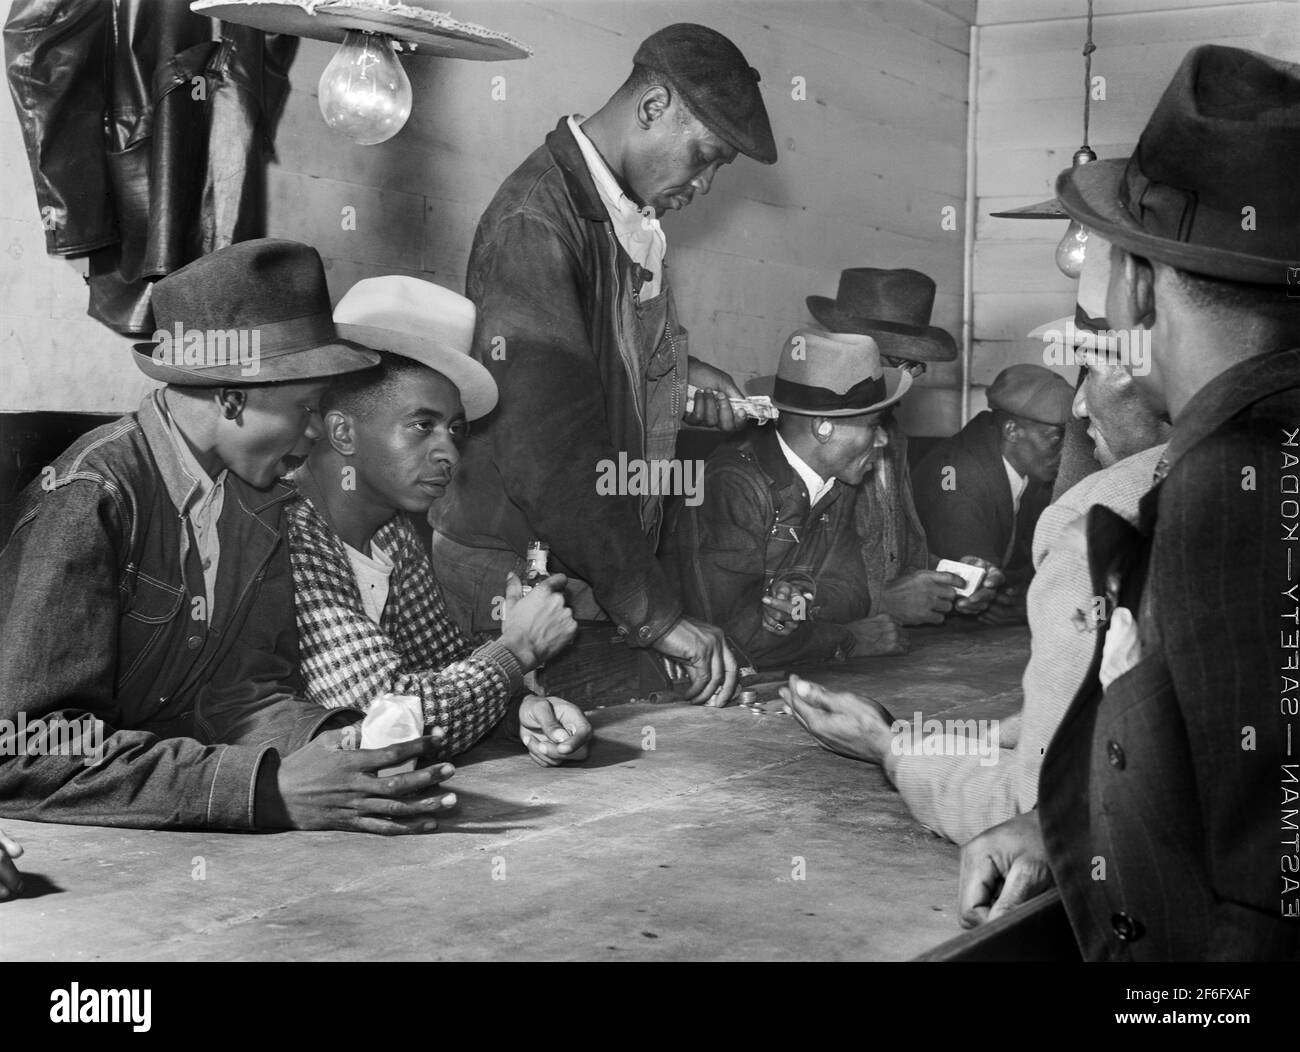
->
(287, 495, 524, 756)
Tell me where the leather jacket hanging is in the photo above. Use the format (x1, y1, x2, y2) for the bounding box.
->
(4, 0, 297, 335)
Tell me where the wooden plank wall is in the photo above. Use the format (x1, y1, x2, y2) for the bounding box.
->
(971, 0, 1300, 416)
(0, 0, 975, 435)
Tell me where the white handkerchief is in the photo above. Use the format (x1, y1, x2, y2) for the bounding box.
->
(1099, 606, 1142, 691)
(361, 692, 424, 777)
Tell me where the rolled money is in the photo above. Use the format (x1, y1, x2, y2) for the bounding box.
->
(684, 385, 779, 423)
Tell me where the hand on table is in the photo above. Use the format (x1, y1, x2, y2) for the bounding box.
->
(846, 613, 909, 656)
(953, 557, 1005, 616)
(779, 673, 897, 765)
(0, 828, 23, 901)
(684, 359, 747, 431)
(877, 569, 962, 625)
(653, 616, 739, 706)
(760, 579, 812, 635)
(256, 727, 458, 834)
(978, 584, 1027, 626)
(518, 695, 592, 767)
(500, 571, 577, 670)
(958, 810, 1054, 927)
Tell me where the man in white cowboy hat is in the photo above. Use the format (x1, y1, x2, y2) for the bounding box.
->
(958, 45, 1300, 961)
(666, 329, 928, 668)
(0, 239, 464, 840)
(807, 267, 1003, 628)
(287, 276, 592, 772)
(784, 234, 1171, 847)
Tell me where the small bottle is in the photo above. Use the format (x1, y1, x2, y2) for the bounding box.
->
(521, 540, 549, 593)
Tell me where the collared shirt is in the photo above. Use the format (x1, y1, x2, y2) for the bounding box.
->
(567, 114, 666, 299)
(343, 540, 394, 625)
(1002, 456, 1028, 516)
(162, 397, 228, 613)
(777, 432, 835, 507)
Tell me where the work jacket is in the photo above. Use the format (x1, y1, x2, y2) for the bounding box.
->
(0, 392, 337, 829)
(431, 118, 684, 647)
(3, 0, 296, 334)
(663, 427, 868, 668)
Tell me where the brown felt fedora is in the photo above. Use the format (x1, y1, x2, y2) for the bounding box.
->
(806, 268, 957, 363)
(1056, 45, 1300, 285)
(132, 239, 380, 386)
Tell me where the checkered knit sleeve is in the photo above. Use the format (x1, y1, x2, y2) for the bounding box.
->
(288, 498, 524, 757)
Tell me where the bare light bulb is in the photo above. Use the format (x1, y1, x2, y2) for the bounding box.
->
(1055, 220, 1089, 279)
(318, 30, 412, 146)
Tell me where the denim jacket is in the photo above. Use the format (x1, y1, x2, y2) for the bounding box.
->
(0, 392, 337, 829)
(662, 428, 868, 667)
(430, 118, 683, 647)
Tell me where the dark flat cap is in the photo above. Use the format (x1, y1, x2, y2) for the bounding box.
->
(987, 364, 1075, 426)
(634, 23, 777, 165)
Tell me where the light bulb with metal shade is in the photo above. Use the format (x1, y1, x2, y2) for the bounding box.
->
(318, 30, 412, 146)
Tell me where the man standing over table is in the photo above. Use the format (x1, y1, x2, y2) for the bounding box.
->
(431, 24, 778, 706)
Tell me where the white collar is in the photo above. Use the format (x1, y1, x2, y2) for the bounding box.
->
(1002, 455, 1028, 510)
(777, 432, 835, 506)
(567, 115, 653, 229)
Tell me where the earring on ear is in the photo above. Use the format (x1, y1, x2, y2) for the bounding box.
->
(817, 421, 833, 437)
(222, 402, 239, 420)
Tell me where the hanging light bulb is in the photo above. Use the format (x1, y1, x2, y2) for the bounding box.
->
(318, 30, 412, 146)
(1053, 146, 1096, 278)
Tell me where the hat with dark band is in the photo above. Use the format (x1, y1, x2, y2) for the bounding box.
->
(132, 239, 380, 386)
(634, 23, 777, 165)
(749, 329, 912, 417)
(806, 268, 957, 363)
(1055, 45, 1300, 285)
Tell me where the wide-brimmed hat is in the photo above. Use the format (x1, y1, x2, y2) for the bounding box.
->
(333, 276, 498, 421)
(634, 23, 776, 165)
(190, 0, 532, 60)
(806, 268, 956, 363)
(132, 239, 380, 386)
(1056, 45, 1300, 285)
(748, 329, 912, 417)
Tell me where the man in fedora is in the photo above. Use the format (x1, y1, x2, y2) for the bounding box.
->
(958, 45, 1300, 960)
(288, 276, 592, 769)
(912, 364, 1075, 624)
(783, 236, 1171, 845)
(0, 239, 460, 837)
(664, 329, 917, 668)
(430, 24, 776, 707)
(809, 267, 1002, 626)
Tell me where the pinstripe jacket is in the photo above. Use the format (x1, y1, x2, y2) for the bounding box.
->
(1040, 346, 1300, 961)
(286, 496, 525, 757)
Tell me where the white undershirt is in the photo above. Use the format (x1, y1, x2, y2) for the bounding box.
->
(1003, 456, 1029, 516)
(344, 540, 395, 625)
(777, 432, 835, 507)
(568, 114, 666, 299)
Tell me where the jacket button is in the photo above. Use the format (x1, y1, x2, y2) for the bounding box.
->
(1106, 740, 1125, 769)
(186, 635, 202, 650)
(638, 626, 652, 643)
(1111, 912, 1143, 942)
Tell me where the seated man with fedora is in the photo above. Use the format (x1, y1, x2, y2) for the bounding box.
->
(912, 364, 1075, 625)
(958, 44, 1300, 960)
(664, 330, 917, 668)
(288, 276, 592, 768)
(807, 267, 1002, 627)
(0, 239, 458, 836)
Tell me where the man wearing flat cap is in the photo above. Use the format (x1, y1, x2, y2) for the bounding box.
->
(912, 364, 1074, 624)
(958, 45, 1300, 961)
(431, 24, 776, 706)
(0, 239, 458, 839)
(664, 330, 914, 668)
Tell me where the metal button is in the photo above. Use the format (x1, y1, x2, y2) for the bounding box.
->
(186, 635, 202, 650)
(1111, 912, 1143, 942)
(1106, 740, 1126, 769)
(638, 626, 653, 643)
